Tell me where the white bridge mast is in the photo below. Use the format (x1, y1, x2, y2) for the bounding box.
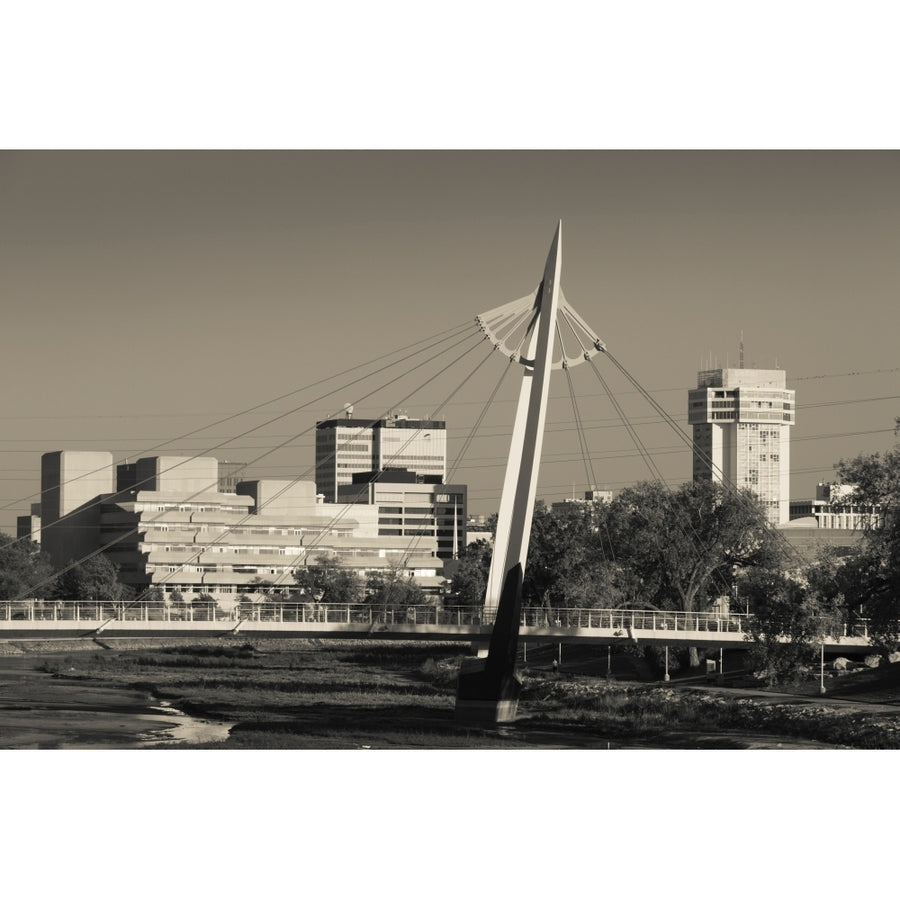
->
(455, 221, 606, 723)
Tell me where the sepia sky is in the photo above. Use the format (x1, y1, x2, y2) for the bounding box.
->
(1, 149, 898, 533)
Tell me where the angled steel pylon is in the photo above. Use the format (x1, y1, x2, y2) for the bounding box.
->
(454, 221, 606, 724)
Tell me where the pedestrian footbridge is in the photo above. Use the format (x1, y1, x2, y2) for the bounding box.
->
(0, 600, 873, 654)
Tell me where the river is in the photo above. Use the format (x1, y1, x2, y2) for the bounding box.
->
(0, 654, 232, 749)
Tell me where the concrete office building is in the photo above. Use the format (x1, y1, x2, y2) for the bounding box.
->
(789, 482, 882, 532)
(40, 450, 116, 565)
(465, 514, 493, 548)
(316, 410, 446, 502)
(217, 461, 247, 493)
(33, 450, 443, 602)
(16, 503, 42, 545)
(337, 468, 466, 559)
(688, 368, 795, 525)
(39, 452, 232, 569)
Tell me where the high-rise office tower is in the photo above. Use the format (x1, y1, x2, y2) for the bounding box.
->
(315, 410, 447, 502)
(688, 368, 795, 525)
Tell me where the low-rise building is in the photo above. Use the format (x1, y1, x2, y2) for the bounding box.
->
(35, 451, 444, 603)
(337, 468, 466, 560)
(551, 489, 613, 513)
(789, 482, 881, 531)
(16, 503, 42, 545)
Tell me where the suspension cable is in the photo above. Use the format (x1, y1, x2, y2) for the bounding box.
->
(447, 359, 514, 484)
(563, 364, 597, 492)
(12, 325, 486, 605)
(1, 320, 478, 524)
(587, 358, 666, 483)
(4, 321, 479, 558)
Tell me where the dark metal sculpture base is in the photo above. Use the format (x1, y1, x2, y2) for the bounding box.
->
(454, 657, 522, 724)
(454, 564, 523, 725)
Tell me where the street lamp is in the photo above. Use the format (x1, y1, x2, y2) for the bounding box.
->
(820, 641, 826, 695)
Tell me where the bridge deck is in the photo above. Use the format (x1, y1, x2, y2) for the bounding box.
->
(0, 601, 872, 653)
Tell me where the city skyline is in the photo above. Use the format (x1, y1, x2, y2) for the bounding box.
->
(2, 151, 898, 535)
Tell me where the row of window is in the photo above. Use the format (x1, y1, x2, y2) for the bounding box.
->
(148, 545, 306, 556)
(139, 523, 354, 538)
(150, 565, 439, 591)
(140, 503, 248, 513)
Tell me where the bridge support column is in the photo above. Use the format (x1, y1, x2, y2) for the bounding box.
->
(455, 223, 565, 726)
(456, 566, 524, 724)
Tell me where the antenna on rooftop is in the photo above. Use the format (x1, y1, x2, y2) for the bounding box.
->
(739, 331, 744, 369)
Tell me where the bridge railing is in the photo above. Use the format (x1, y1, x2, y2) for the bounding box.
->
(0, 599, 490, 627)
(519, 607, 749, 633)
(0, 599, 875, 639)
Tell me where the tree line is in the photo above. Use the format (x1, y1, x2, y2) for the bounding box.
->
(0, 540, 129, 608)
(450, 418, 900, 681)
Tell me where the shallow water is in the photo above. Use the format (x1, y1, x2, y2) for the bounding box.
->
(0, 656, 232, 750)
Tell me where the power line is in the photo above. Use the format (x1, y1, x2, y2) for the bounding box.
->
(2, 364, 895, 421)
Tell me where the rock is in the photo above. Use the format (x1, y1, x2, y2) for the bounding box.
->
(889, 651, 900, 664)
(865, 654, 882, 668)
(833, 657, 850, 671)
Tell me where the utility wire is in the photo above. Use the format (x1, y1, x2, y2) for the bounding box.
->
(0, 319, 475, 518)
(1, 322, 479, 556)
(9, 326, 483, 603)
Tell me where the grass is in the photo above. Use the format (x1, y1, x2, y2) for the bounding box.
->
(28, 638, 900, 749)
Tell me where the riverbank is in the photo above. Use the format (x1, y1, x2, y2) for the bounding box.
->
(4, 637, 900, 749)
(0, 647, 232, 749)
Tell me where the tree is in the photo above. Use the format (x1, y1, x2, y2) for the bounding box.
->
(192, 592, 217, 620)
(294, 553, 365, 605)
(449, 539, 492, 609)
(168, 588, 187, 619)
(367, 563, 425, 614)
(606, 480, 783, 615)
(249, 576, 276, 599)
(49, 553, 126, 608)
(523, 503, 608, 610)
(742, 568, 844, 686)
(0, 535, 54, 602)
(600, 480, 784, 667)
(235, 593, 255, 617)
(832, 418, 900, 649)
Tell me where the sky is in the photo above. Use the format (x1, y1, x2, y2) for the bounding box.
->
(1, 149, 898, 534)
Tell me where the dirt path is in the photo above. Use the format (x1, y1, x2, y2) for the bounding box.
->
(671, 679, 900, 716)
